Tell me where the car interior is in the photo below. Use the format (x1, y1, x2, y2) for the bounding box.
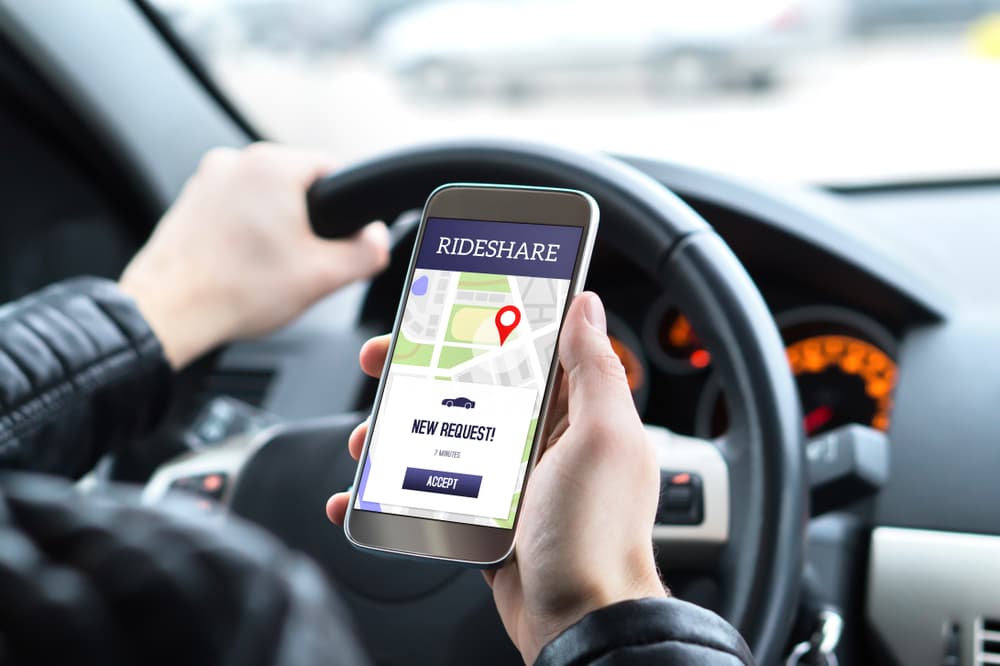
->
(1, 1, 999, 664)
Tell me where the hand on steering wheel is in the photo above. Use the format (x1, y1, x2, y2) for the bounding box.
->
(327, 291, 668, 663)
(119, 142, 390, 369)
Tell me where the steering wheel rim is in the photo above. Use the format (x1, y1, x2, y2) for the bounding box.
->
(303, 140, 806, 663)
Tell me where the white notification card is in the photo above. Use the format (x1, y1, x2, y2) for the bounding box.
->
(360, 375, 536, 519)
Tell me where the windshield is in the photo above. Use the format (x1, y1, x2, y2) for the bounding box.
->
(149, 0, 1000, 185)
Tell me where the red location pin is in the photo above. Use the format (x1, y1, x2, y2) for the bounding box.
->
(495, 305, 521, 346)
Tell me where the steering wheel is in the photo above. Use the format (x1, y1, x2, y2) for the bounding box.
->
(144, 141, 805, 665)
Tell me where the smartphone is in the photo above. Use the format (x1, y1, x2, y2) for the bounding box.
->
(345, 183, 599, 566)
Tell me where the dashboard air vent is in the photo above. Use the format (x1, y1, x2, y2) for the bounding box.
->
(199, 367, 275, 407)
(975, 617, 1000, 665)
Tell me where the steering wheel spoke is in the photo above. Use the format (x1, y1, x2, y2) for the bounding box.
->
(646, 425, 730, 569)
(141, 429, 269, 510)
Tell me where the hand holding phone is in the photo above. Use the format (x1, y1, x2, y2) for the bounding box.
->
(344, 184, 598, 565)
(328, 293, 667, 664)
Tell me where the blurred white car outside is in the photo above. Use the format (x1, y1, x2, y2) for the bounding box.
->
(372, 0, 849, 96)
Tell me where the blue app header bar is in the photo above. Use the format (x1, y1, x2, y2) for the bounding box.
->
(416, 217, 584, 280)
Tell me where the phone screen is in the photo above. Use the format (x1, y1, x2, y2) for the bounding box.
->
(354, 216, 584, 529)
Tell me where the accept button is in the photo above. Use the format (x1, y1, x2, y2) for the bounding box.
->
(402, 467, 482, 498)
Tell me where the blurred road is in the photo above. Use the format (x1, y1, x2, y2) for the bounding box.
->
(209, 33, 999, 185)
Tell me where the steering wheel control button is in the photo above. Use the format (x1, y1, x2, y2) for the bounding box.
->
(656, 470, 703, 525)
(169, 472, 229, 502)
(664, 484, 694, 510)
(401, 467, 482, 498)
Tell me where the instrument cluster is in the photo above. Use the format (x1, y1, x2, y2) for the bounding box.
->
(606, 300, 898, 440)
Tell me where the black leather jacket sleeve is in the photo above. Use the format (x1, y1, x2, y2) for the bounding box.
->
(535, 597, 755, 665)
(0, 277, 171, 478)
(0, 472, 370, 666)
(0, 279, 370, 666)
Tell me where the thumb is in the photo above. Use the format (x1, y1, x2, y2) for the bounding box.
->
(558, 292, 636, 429)
(311, 220, 390, 295)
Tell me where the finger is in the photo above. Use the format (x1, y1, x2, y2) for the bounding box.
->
(312, 221, 391, 294)
(558, 292, 637, 430)
(348, 420, 368, 461)
(359, 334, 391, 378)
(482, 569, 495, 588)
(326, 492, 350, 525)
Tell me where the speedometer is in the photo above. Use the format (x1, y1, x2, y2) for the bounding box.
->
(786, 334, 895, 435)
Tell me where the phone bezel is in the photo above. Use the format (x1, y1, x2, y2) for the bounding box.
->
(345, 183, 599, 566)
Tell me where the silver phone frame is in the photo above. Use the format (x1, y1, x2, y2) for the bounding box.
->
(345, 183, 599, 566)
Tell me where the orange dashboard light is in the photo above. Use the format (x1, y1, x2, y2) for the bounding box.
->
(803, 353, 826, 372)
(867, 379, 891, 399)
(689, 349, 711, 369)
(840, 356, 862, 373)
(786, 334, 897, 434)
(668, 315, 693, 347)
(866, 353, 889, 372)
(846, 342, 866, 357)
(203, 474, 224, 492)
(609, 336, 645, 393)
(823, 337, 845, 355)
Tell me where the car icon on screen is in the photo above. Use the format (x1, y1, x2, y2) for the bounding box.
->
(442, 397, 475, 409)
